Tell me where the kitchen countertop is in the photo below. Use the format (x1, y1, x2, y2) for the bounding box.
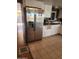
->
(52, 21, 62, 25)
(44, 21, 62, 25)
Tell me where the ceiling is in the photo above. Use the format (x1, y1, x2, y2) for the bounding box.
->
(36, 0, 62, 6)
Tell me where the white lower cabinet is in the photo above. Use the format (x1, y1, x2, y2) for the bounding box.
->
(43, 24, 61, 37)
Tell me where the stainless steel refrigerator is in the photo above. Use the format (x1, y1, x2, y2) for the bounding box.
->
(25, 7, 44, 42)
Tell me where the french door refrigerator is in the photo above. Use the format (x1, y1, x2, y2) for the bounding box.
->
(25, 7, 44, 42)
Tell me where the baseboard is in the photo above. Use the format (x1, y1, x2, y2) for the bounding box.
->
(42, 33, 62, 39)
